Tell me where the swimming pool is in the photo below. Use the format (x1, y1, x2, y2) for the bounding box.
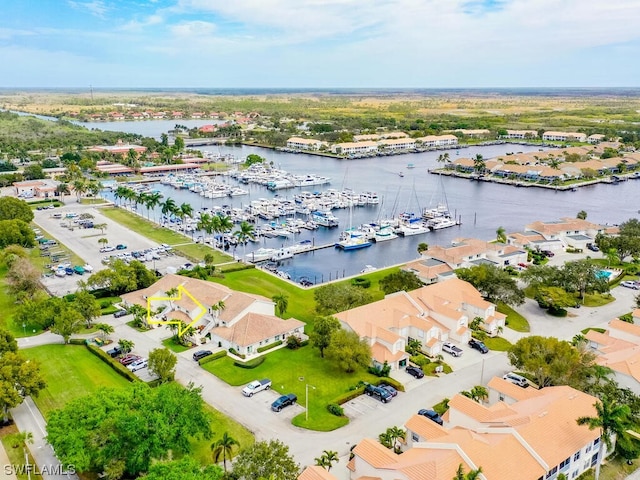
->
(596, 270, 614, 280)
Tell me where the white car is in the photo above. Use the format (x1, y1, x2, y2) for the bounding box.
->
(100, 246, 116, 253)
(127, 358, 148, 372)
(442, 342, 463, 357)
(83, 264, 94, 272)
(621, 281, 640, 290)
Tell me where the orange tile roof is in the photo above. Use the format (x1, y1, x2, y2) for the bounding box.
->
(405, 414, 448, 440)
(212, 312, 304, 347)
(298, 466, 339, 480)
(609, 318, 640, 336)
(487, 377, 542, 402)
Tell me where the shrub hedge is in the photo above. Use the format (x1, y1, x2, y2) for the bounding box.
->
(69, 338, 86, 345)
(376, 377, 405, 392)
(85, 344, 140, 383)
(257, 340, 283, 353)
(198, 350, 227, 365)
(332, 385, 365, 405)
(233, 356, 266, 369)
(327, 403, 344, 416)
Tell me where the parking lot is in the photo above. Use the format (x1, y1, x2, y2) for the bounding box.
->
(34, 204, 191, 295)
(342, 392, 396, 419)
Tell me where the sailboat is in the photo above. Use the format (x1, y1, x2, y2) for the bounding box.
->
(423, 175, 460, 230)
(335, 197, 372, 250)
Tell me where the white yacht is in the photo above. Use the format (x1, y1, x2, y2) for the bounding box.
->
(427, 217, 459, 230)
(396, 222, 430, 236)
(245, 248, 278, 263)
(374, 225, 398, 242)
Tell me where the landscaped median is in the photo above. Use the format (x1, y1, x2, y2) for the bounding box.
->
(99, 206, 232, 264)
(201, 345, 391, 431)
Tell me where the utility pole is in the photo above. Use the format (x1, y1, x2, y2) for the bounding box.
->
(90, 84, 94, 102)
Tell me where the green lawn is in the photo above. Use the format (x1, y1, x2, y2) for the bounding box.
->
(202, 345, 379, 431)
(482, 336, 513, 351)
(189, 404, 254, 466)
(162, 337, 194, 353)
(21, 344, 131, 418)
(0, 423, 44, 480)
(498, 302, 530, 332)
(79, 197, 109, 205)
(577, 456, 640, 480)
(100, 207, 231, 263)
(0, 265, 43, 338)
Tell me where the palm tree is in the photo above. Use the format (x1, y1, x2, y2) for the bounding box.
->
(179, 202, 194, 221)
(178, 321, 196, 346)
(473, 154, 485, 173)
(417, 242, 429, 255)
(145, 191, 162, 224)
(122, 187, 137, 209)
(218, 215, 234, 250)
(577, 396, 631, 480)
(496, 226, 507, 243)
(137, 192, 150, 219)
(378, 430, 393, 449)
(272, 293, 289, 317)
(314, 450, 339, 471)
(387, 426, 406, 453)
(165, 287, 179, 310)
(453, 464, 483, 480)
(117, 338, 134, 354)
(56, 183, 70, 202)
(72, 179, 87, 200)
(461, 386, 489, 404)
(98, 237, 109, 248)
(96, 323, 114, 341)
(211, 432, 239, 472)
(114, 185, 128, 206)
(94, 223, 107, 234)
(234, 221, 255, 256)
(605, 248, 619, 267)
(198, 213, 216, 245)
(161, 198, 177, 223)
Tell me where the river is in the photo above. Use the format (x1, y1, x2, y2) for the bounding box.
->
(93, 120, 636, 284)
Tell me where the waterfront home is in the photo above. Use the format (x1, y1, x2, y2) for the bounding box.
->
(585, 314, 640, 394)
(415, 134, 458, 147)
(334, 279, 503, 369)
(542, 131, 588, 142)
(286, 137, 326, 151)
(588, 134, 606, 144)
(331, 141, 378, 155)
(353, 131, 409, 142)
(522, 217, 606, 250)
(378, 138, 416, 151)
(405, 238, 528, 279)
(349, 381, 606, 480)
(503, 129, 538, 139)
(121, 274, 305, 356)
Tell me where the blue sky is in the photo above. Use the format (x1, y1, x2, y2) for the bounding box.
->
(1, 0, 639, 88)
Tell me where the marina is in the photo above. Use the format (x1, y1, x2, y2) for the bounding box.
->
(95, 123, 640, 285)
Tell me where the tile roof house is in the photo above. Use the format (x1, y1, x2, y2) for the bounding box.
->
(298, 466, 339, 480)
(348, 380, 606, 480)
(334, 279, 503, 369)
(286, 137, 327, 151)
(523, 218, 606, 249)
(586, 315, 640, 394)
(121, 274, 305, 356)
(404, 238, 528, 279)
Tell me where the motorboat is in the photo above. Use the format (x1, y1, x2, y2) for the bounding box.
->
(396, 223, 429, 236)
(374, 225, 398, 242)
(245, 248, 278, 263)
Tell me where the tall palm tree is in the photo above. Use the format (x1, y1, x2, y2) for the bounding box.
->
(272, 293, 289, 317)
(234, 221, 255, 256)
(496, 226, 507, 243)
(145, 191, 162, 223)
(122, 187, 137, 209)
(473, 154, 485, 173)
(314, 450, 339, 471)
(461, 386, 489, 404)
(577, 396, 631, 480)
(387, 426, 406, 453)
(114, 185, 128, 206)
(137, 192, 150, 218)
(218, 215, 234, 251)
(453, 464, 483, 480)
(96, 323, 114, 341)
(197, 213, 216, 245)
(211, 432, 239, 472)
(179, 202, 194, 221)
(161, 198, 177, 223)
(72, 179, 87, 200)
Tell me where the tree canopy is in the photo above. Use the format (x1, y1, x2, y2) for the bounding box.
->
(326, 328, 372, 373)
(455, 264, 524, 306)
(231, 439, 300, 480)
(309, 315, 341, 358)
(314, 283, 373, 315)
(148, 347, 177, 384)
(46, 382, 211, 478)
(508, 336, 598, 389)
(86, 259, 157, 295)
(378, 270, 424, 295)
(143, 457, 223, 480)
(0, 197, 34, 223)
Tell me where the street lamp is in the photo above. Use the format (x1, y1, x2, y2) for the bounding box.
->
(306, 384, 316, 422)
(22, 323, 26, 336)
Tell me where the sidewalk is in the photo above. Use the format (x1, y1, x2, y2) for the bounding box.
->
(0, 440, 18, 480)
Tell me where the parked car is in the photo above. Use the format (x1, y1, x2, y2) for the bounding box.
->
(116, 244, 127, 250)
(379, 383, 398, 397)
(468, 338, 489, 354)
(271, 393, 297, 412)
(442, 342, 463, 357)
(503, 372, 529, 388)
(119, 354, 141, 366)
(541, 250, 555, 257)
(127, 358, 148, 372)
(587, 243, 600, 252)
(406, 365, 424, 379)
(106, 346, 123, 358)
(418, 409, 444, 425)
(364, 384, 393, 403)
(621, 281, 640, 290)
(517, 262, 529, 268)
(113, 309, 128, 318)
(242, 379, 272, 397)
(193, 350, 213, 361)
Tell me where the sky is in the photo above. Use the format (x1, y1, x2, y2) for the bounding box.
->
(1, 0, 640, 88)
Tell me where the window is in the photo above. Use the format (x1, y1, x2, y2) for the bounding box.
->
(593, 437, 600, 446)
(572, 471, 578, 478)
(586, 445, 591, 453)
(412, 433, 419, 442)
(590, 453, 598, 467)
(573, 451, 581, 462)
(545, 466, 558, 478)
(499, 393, 505, 401)
(560, 457, 571, 470)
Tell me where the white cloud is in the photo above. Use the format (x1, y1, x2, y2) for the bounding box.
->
(67, 0, 110, 18)
(120, 14, 164, 32)
(170, 20, 217, 37)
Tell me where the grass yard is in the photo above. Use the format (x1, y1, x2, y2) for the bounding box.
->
(162, 337, 194, 353)
(203, 345, 379, 431)
(577, 456, 640, 480)
(21, 344, 131, 418)
(100, 207, 231, 263)
(189, 404, 254, 466)
(498, 302, 530, 332)
(79, 197, 109, 205)
(482, 336, 513, 351)
(0, 423, 43, 480)
(0, 265, 43, 338)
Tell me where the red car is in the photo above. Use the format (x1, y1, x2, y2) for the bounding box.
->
(518, 263, 529, 268)
(119, 354, 141, 366)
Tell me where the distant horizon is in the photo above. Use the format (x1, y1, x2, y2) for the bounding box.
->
(2, 1, 639, 88)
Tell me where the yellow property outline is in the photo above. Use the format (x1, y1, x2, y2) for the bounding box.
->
(147, 285, 205, 336)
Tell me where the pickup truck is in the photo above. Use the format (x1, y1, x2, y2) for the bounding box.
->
(242, 378, 272, 397)
(442, 342, 463, 357)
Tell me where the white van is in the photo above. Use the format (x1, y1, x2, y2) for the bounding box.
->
(503, 372, 528, 388)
